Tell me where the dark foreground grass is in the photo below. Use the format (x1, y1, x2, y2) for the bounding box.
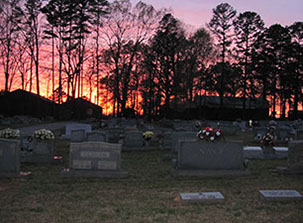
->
(1, 139, 303, 223)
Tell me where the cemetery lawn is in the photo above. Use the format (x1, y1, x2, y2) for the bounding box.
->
(0, 139, 303, 223)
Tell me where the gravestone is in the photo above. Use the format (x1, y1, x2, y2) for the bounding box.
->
(171, 132, 197, 153)
(276, 127, 291, 141)
(162, 132, 173, 149)
(172, 140, 249, 177)
(62, 141, 128, 178)
(107, 127, 124, 143)
(87, 131, 107, 142)
(287, 140, 303, 172)
(71, 129, 86, 142)
(0, 138, 20, 177)
(21, 138, 56, 163)
(259, 190, 303, 201)
(218, 124, 239, 135)
(180, 192, 224, 203)
(276, 140, 303, 174)
(124, 131, 144, 149)
(64, 124, 92, 139)
(295, 129, 303, 140)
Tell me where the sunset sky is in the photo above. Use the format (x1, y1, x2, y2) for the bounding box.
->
(130, 0, 303, 28)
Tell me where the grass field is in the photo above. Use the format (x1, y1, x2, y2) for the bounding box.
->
(1, 139, 303, 223)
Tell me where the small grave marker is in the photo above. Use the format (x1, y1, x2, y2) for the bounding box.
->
(180, 192, 224, 203)
(259, 190, 303, 201)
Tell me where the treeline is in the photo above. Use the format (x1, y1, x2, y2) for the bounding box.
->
(0, 0, 302, 119)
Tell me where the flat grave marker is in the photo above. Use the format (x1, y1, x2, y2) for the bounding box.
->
(180, 192, 224, 203)
(259, 190, 303, 201)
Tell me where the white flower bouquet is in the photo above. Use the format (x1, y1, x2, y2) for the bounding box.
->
(0, 128, 20, 139)
(33, 129, 55, 140)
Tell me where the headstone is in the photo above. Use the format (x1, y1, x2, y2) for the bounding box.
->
(276, 140, 303, 174)
(171, 132, 197, 153)
(218, 124, 239, 135)
(64, 124, 92, 139)
(287, 140, 303, 172)
(87, 131, 107, 142)
(124, 131, 144, 149)
(62, 141, 128, 178)
(295, 129, 303, 140)
(259, 190, 303, 201)
(172, 140, 248, 176)
(180, 192, 224, 203)
(162, 132, 173, 149)
(71, 129, 86, 142)
(276, 127, 291, 141)
(21, 138, 56, 163)
(0, 138, 20, 177)
(106, 127, 124, 143)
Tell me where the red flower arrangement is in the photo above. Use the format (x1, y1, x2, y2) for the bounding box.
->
(197, 127, 222, 142)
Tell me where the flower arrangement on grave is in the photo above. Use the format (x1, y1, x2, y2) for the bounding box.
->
(143, 131, 154, 141)
(33, 129, 55, 140)
(197, 127, 222, 142)
(260, 127, 275, 147)
(0, 128, 20, 139)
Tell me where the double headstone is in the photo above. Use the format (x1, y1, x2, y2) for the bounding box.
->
(0, 138, 20, 177)
(62, 141, 128, 177)
(172, 140, 248, 177)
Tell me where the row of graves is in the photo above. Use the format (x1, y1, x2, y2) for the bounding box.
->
(0, 128, 57, 177)
(1, 119, 303, 202)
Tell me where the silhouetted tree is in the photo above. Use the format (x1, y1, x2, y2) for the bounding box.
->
(149, 13, 186, 116)
(101, 0, 163, 117)
(207, 3, 236, 105)
(234, 11, 264, 114)
(0, 0, 22, 92)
